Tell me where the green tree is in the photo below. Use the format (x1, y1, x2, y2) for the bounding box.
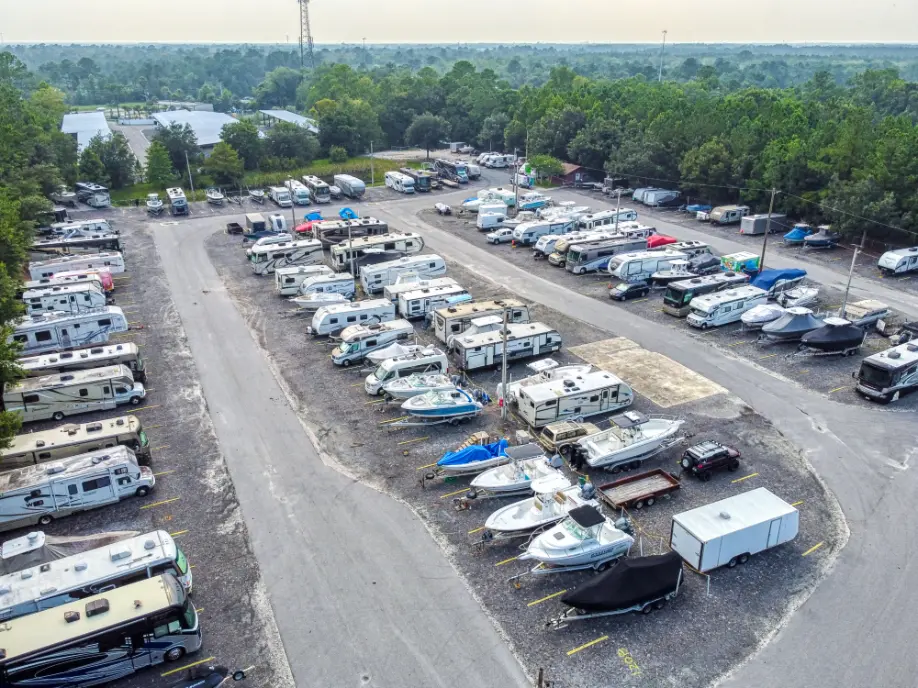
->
(204, 142, 244, 186)
(264, 121, 320, 166)
(152, 123, 199, 176)
(529, 154, 563, 181)
(478, 112, 509, 150)
(78, 148, 108, 186)
(328, 145, 348, 163)
(679, 138, 737, 201)
(254, 67, 304, 107)
(405, 112, 450, 159)
(82, 133, 137, 189)
(145, 140, 176, 186)
(316, 98, 383, 156)
(221, 120, 262, 170)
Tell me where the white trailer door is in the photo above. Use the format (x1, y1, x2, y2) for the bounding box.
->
(767, 518, 782, 548)
(670, 521, 702, 570)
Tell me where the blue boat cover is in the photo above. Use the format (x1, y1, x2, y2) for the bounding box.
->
(463, 197, 478, 203)
(437, 439, 509, 467)
(339, 207, 358, 220)
(751, 268, 807, 291)
(305, 211, 323, 221)
(783, 225, 814, 242)
(685, 204, 712, 213)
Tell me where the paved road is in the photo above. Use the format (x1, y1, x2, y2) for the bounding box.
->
(153, 220, 528, 688)
(112, 123, 152, 167)
(371, 188, 918, 688)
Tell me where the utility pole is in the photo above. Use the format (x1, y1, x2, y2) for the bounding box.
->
(513, 147, 520, 215)
(500, 308, 509, 421)
(759, 188, 777, 272)
(840, 230, 867, 317)
(184, 151, 195, 197)
(658, 30, 668, 82)
(614, 188, 622, 232)
(348, 224, 356, 280)
(370, 141, 375, 186)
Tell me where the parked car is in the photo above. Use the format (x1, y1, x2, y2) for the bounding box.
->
(537, 420, 601, 457)
(486, 228, 514, 244)
(609, 281, 651, 301)
(435, 203, 452, 216)
(680, 441, 741, 481)
(329, 185, 342, 200)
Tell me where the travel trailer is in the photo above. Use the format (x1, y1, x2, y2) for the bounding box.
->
(269, 186, 293, 207)
(607, 250, 689, 282)
(18, 342, 146, 382)
(385, 171, 416, 194)
(248, 239, 323, 275)
(10, 307, 129, 355)
(312, 217, 389, 247)
(511, 219, 577, 247)
(3, 364, 145, 423)
(329, 233, 425, 274)
(397, 284, 471, 319)
(284, 179, 312, 205)
(657, 240, 711, 258)
(576, 209, 639, 232)
(0, 446, 154, 532)
(476, 211, 508, 231)
(28, 252, 125, 281)
(297, 273, 356, 298)
(855, 341, 918, 403)
(166, 187, 188, 215)
(686, 286, 769, 329)
(662, 272, 750, 317)
(566, 237, 649, 275)
(384, 276, 458, 303)
(47, 219, 113, 236)
(709, 205, 750, 225)
(452, 322, 562, 371)
(308, 299, 396, 337)
(23, 271, 111, 295)
(433, 299, 530, 344)
(517, 371, 634, 428)
(274, 265, 334, 296)
(877, 246, 918, 275)
(330, 319, 415, 367)
(32, 233, 121, 253)
(360, 254, 447, 294)
(303, 175, 331, 203)
(22, 283, 107, 315)
(333, 174, 366, 199)
(364, 348, 449, 395)
(642, 189, 681, 207)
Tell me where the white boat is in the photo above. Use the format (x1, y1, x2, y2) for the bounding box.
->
(145, 193, 164, 215)
(484, 474, 597, 537)
(289, 292, 350, 311)
(438, 442, 544, 477)
(518, 505, 634, 573)
(50, 186, 77, 206)
(382, 373, 455, 400)
(365, 342, 424, 366)
(206, 188, 225, 205)
(650, 260, 696, 287)
(470, 453, 563, 496)
(249, 188, 266, 204)
(496, 363, 594, 402)
(741, 303, 785, 330)
(574, 411, 685, 469)
(776, 286, 818, 309)
(401, 388, 483, 419)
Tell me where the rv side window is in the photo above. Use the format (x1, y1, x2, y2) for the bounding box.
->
(429, 263, 436, 268)
(23, 394, 40, 403)
(79, 388, 90, 397)
(12, 335, 26, 343)
(384, 243, 396, 250)
(35, 330, 53, 342)
(451, 324, 461, 332)
(82, 476, 111, 491)
(38, 452, 51, 460)
(98, 319, 112, 327)
(590, 395, 599, 402)
(346, 316, 356, 323)
(359, 314, 368, 320)
(285, 278, 295, 285)
(366, 339, 377, 347)
(68, 484, 78, 495)
(545, 400, 557, 407)
(329, 317, 338, 324)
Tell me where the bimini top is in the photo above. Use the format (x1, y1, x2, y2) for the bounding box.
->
(568, 505, 606, 529)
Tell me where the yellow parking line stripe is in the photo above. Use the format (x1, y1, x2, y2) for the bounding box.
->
(791, 500, 804, 507)
(152, 445, 171, 451)
(398, 436, 429, 446)
(495, 555, 519, 567)
(127, 404, 161, 413)
(153, 470, 174, 477)
(140, 497, 180, 510)
(527, 589, 568, 607)
(468, 526, 485, 534)
(566, 635, 608, 656)
(161, 657, 216, 677)
(195, 607, 203, 613)
(802, 542, 824, 557)
(416, 462, 438, 470)
(732, 472, 759, 484)
(169, 530, 189, 537)
(828, 386, 846, 394)
(759, 353, 779, 360)
(439, 487, 469, 499)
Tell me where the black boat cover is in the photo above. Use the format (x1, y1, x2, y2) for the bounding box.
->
(761, 308, 824, 339)
(561, 551, 683, 612)
(569, 505, 606, 529)
(801, 318, 865, 351)
(804, 228, 840, 246)
(689, 255, 721, 273)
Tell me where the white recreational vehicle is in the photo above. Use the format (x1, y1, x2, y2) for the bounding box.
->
(32, 233, 122, 254)
(274, 265, 334, 296)
(476, 210, 509, 231)
(297, 273, 356, 299)
(3, 364, 145, 423)
(511, 219, 577, 247)
(546, 231, 626, 267)
(269, 186, 293, 207)
(397, 284, 471, 319)
(576, 209, 639, 232)
(166, 187, 188, 215)
(360, 255, 447, 294)
(384, 276, 458, 303)
(308, 299, 396, 337)
(248, 239, 323, 275)
(333, 174, 366, 199)
(565, 237, 650, 275)
(18, 342, 146, 382)
(686, 286, 769, 329)
(453, 322, 562, 371)
(709, 205, 750, 225)
(28, 252, 125, 281)
(658, 240, 711, 258)
(22, 283, 107, 315)
(330, 233, 425, 274)
(607, 250, 689, 282)
(10, 307, 129, 355)
(855, 341, 918, 404)
(23, 273, 107, 296)
(331, 319, 415, 367)
(284, 179, 312, 205)
(877, 246, 918, 275)
(516, 371, 635, 428)
(0, 446, 154, 532)
(244, 233, 293, 253)
(385, 171, 416, 194)
(433, 299, 530, 344)
(445, 315, 504, 349)
(303, 175, 331, 203)
(364, 347, 449, 395)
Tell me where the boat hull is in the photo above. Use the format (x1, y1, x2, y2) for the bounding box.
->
(470, 459, 560, 493)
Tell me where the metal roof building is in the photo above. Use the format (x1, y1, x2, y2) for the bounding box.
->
(259, 109, 319, 134)
(61, 112, 112, 152)
(150, 109, 237, 148)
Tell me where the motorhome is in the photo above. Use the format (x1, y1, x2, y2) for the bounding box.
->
(333, 174, 366, 199)
(445, 315, 504, 349)
(274, 265, 334, 296)
(308, 299, 396, 337)
(248, 239, 323, 275)
(545, 226, 651, 266)
(433, 299, 530, 344)
(4, 364, 145, 423)
(166, 187, 188, 215)
(855, 341, 918, 403)
(466, 162, 482, 180)
(566, 237, 650, 275)
(74, 182, 111, 208)
(686, 286, 769, 329)
(452, 322, 562, 371)
(18, 342, 146, 382)
(655, 240, 711, 258)
(576, 209, 638, 232)
(608, 250, 689, 282)
(434, 159, 469, 183)
(23, 270, 112, 294)
(397, 284, 472, 319)
(384, 276, 457, 302)
(0, 415, 150, 469)
(284, 179, 312, 206)
(0, 447, 154, 532)
(330, 319, 415, 367)
(399, 168, 433, 192)
(364, 348, 449, 395)
(244, 233, 293, 253)
(46, 219, 113, 236)
(31, 233, 122, 253)
(662, 272, 750, 317)
(709, 205, 750, 225)
(740, 213, 791, 236)
(511, 219, 577, 247)
(516, 371, 634, 428)
(10, 307, 129, 355)
(303, 175, 331, 203)
(297, 273, 355, 298)
(330, 233, 425, 274)
(28, 252, 125, 280)
(360, 254, 447, 294)
(0, 530, 191, 621)
(312, 217, 389, 247)
(22, 283, 107, 315)
(385, 171, 416, 194)
(533, 230, 602, 260)
(877, 246, 918, 275)
(269, 186, 293, 207)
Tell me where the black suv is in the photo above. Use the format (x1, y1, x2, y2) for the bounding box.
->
(681, 441, 741, 481)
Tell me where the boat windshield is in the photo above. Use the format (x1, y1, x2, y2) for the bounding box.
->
(562, 518, 589, 540)
(858, 362, 896, 389)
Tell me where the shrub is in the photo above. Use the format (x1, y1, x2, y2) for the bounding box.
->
(329, 146, 348, 163)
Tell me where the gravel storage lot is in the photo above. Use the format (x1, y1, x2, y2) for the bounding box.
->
(205, 224, 843, 688)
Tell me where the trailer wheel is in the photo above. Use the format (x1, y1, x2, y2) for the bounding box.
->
(727, 556, 739, 568)
(653, 599, 667, 610)
(641, 604, 654, 615)
(52, 412, 65, 421)
(646, 497, 656, 507)
(634, 500, 645, 510)
(449, 418, 460, 426)
(738, 553, 750, 564)
(38, 514, 52, 526)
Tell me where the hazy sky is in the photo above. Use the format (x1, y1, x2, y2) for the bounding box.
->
(4, 0, 918, 44)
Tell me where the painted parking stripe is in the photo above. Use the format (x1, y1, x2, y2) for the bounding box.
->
(732, 472, 759, 484)
(527, 589, 568, 607)
(161, 657, 216, 677)
(140, 496, 181, 510)
(566, 635, 609, 656)
(802, 542, 825, 557)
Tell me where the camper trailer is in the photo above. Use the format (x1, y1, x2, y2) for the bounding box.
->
(452, 322, 562, 371)
(47, 219, 113, 236)
(0, 416, 150, 469)
(397, 284, 471, 319)
(333, 174, 366, 199)
(855, 341, 918, 403)
(709, 205, 750, 225)
(476, 210, 508, 231)
(312, 217, 389, 247)
(3, 364, 145, 423)
(385, 171, 416, 194)
(655, 240, 711, 258)
(18, 342, 146, 382)
(32, 233, 122, 253)
(0, 447, 154, 532)
(303, 175, 331, 203)
(297, 273, 356, 298)
(23, 271, 111, 295)
(877, 246, 918, 275)
(308, 299, 396, 337)
(607, 250, 689, 282)
(360, 255, 447, 294)
(10, 307, 129, 355)
(577, 209, 639, 232)
(516, 371, 634, 428)
(433, 299, 530, 344)
(566, 237, 650, 275)
(642, 189, 681, 207)
(330, 233, 424, 274)
(384, 276, 458, 303)
(511, 219, 577, 247)
(268, 186, 293, 207)
(662, 272, 751, 317)
(364, 348, 449, 395)
(686, 286, 769, 329)
(166, 187, 188, 216)
(248, 239, 323, 275)
(22, 283, 107, 315)
(28, 252, 125, 281)
(274, 265, 334, 296)
(74, 182, 111, 208)
(330, 320, 415, 367)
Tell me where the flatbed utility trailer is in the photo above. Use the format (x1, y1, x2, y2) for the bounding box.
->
(598, 469, 681, 511)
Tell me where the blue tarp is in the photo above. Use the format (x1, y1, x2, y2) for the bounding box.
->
(305, 211, 323, 221)
(339, 207, 358, 220)
(751, 268, 807, 291)
(437, 439, 509, 467)
(685, 204, 712, 213)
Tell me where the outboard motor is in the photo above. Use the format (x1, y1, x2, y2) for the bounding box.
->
(580, 482, 596, 501)
(548, 454, 564, 469)
(614, 516, 634, 537)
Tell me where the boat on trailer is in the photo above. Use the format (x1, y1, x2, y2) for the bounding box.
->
(206, 187, 225, 205)
(145, 193, 164, 215)
(401, 388, 483, 420)
(469, 452, 564, 498)
(759, 307, 824, 343)
(741, 304, 785, 330)
(776, 286, 819, 309)
(792, 317, 865, 358)
(383, 373, 456, 400)
(573, 412, 685, 470)
(249, 188, 266, 204)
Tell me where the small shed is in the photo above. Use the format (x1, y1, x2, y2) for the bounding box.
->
(551, 163, 598, 187)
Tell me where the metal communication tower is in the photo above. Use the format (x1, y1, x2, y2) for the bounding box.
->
(298, 0, 316, 69)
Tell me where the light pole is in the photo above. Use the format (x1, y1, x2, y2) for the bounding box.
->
(500, 308, 509, 421)
(614, 188, 622, 232)
(658, 30, 668, 83)
(184, 151, 195, 197)
(759, 188, 777, 272)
